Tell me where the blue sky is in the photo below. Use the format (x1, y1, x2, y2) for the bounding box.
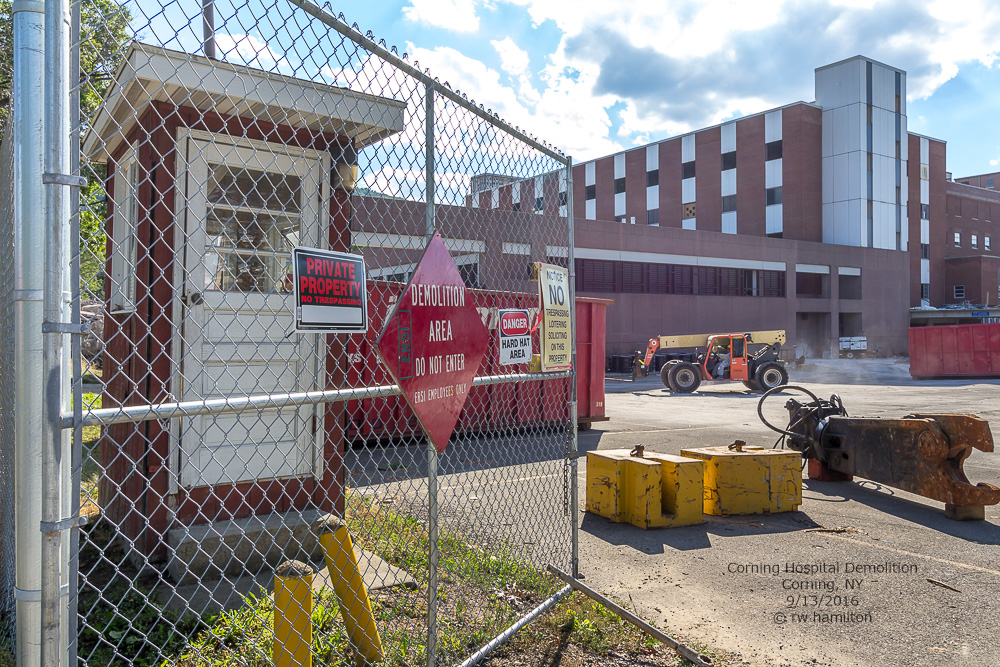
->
(137, 0, 1000, 177)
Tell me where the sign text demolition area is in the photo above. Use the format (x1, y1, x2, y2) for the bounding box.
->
(374, 231, 490, 453)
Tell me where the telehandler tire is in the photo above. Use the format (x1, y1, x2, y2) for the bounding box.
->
(668, 362, 702, 394)
(754, 362, 788, 391)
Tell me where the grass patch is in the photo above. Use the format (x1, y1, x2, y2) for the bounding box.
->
(79, 491, 695, 666)
(80, 392, 102, 513)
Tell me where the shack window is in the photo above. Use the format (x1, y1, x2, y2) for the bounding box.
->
(110, 148, 139, 313)
(204, 164, 302, 293)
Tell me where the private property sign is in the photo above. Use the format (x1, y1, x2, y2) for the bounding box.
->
(498, 309, 531, 365)
(292, 247, 368, 332)
(376, 232, 489, 453)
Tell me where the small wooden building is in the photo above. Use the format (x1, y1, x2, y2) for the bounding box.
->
(83, 42, 404, 574)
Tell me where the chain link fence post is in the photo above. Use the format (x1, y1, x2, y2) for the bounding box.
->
(41, 0, 75, 660)
(10, 1, 48, 663)
(424, 81, 439, 667)
(566, 157, 580, 579)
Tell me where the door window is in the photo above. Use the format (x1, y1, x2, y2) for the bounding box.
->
(732, 336, 745, 358)
(203, 163, 303, 293)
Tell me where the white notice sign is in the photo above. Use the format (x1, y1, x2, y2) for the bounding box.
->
(498, 309, 532, 366)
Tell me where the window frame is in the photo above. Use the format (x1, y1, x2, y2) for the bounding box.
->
(721, 151, 737, 171)
(765, 140, 782, 161)
(109, 144, 140, 314)
(681, 161, 696, 180)
(766, 186, 783, 206)
(954, 285, 966, 300)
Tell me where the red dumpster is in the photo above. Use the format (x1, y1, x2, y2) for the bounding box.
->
(909, 323, 1000, 379)
(347, 284, 612, 442)
(576, 297, 612, 429)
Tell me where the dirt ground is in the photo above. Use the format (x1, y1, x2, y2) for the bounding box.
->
(573, 358, 1000, 667)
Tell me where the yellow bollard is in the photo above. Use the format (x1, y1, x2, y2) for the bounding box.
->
(317, 515, 384, 665)
(273, 560, 314, 667)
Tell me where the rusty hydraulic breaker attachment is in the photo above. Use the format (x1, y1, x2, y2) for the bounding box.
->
(757, 386, 1000, 520)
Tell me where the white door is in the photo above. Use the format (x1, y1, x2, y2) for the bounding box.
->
(174, 130, 329, 488)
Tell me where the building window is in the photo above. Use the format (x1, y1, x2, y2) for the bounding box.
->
(110, 153, 139, 314)
(721, 151, 736, 171)
(920, 244, 930, 259)
(614, 177, 626, 194)
(987, 236, 992, 251)
(585, 184, 596, 200)
(954, 285, 966, 300)
(765, 140, 782, 161)
(512, 202, 521, 212)
(647, 169, 659, 187)
(972, 234, 979, 249)
(682, 202, 696, 219)
(921, 204, 930, 219)
(954, 232, 962, 247)
(921, 283, 930, 301)
(681, 161, 696, 179)
(558, 191, 567, 206)
(766, 186, 782, 206)
(722, 194, 737, 213)
(647, 209, 659, 226)
(988, 178, 996, 188)
(534, 197, 543, 212)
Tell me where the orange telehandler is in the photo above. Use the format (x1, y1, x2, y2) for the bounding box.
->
(635, 330, 789, 393)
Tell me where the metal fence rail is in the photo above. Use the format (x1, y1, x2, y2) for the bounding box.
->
(5, 0, 578, 665)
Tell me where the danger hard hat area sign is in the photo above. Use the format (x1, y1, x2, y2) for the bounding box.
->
(293, 247, 368, 332)
(498, 309, 532, 365)
(375, 232, 489, 453)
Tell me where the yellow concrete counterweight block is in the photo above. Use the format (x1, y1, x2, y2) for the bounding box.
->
(587, 449, 705, 529)
(680, 445, 802, 516)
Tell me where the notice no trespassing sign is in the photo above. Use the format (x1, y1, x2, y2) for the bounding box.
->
(498, 309, 532, 365)
(292, 247, 368, 332)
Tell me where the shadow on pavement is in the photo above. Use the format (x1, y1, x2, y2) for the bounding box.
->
(580, 509, 819, 553)
(803, 478, 1000, 544)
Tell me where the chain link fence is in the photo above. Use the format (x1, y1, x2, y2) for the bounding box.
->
(4, 0, 578, 664)
(0, 113, 17, 660)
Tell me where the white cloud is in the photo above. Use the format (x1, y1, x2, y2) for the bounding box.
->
(406, 42, 621, 159)
(491, 37, 530, 76)
(402, 0, 481, 33)
(991, 159, 998, 166)
(214, 33, 290, 73)
(494, 0, 1000, 152)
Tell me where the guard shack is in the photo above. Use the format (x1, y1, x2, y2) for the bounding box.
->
(83, 43, 405, 577)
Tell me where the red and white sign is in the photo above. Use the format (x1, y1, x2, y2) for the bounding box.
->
(498, 309, 532, 366)
(375, 232, 489, 453)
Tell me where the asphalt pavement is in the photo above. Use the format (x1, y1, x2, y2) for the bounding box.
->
(580, 358, 1000, 666)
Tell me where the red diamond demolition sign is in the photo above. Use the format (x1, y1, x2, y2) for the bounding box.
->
(375, 232, 489, 453)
